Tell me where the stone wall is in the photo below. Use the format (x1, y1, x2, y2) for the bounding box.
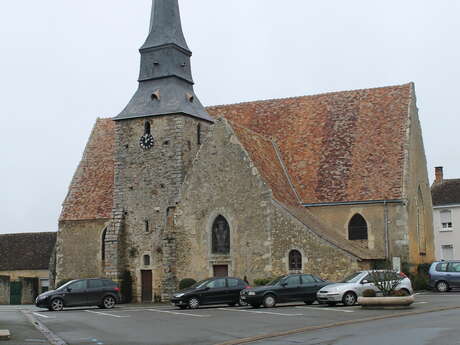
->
(106, 114, 211, 301)
(20, 277, 38, 304)
(271, 202, 361, 282)
(55, 219, 108, 283)
(0, 276, 10, 305)
(0, 270, 49, 281)
(174, 119, 273, 285)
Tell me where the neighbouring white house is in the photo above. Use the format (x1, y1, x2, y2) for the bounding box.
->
(431, 167, 460, 260)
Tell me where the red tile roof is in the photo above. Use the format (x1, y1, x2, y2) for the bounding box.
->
(208, 83, 413, 204)
(230, 122, 299, 206)
(60, 118, 115, 221)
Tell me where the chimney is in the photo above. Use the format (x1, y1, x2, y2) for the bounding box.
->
(435, 166, 444, 184)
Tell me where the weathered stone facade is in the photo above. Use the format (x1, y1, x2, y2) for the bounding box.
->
(0, 276, 10, 305)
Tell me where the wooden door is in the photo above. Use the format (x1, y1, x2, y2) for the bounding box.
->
(141, 270, 152, 302)
(10, 281, 22, 305)
(213, 265, 228, 277)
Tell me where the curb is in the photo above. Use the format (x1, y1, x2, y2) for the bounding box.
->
(215, 305, 460, 345)
(22, 311, 67, 345)
(0, 330, 11, 341)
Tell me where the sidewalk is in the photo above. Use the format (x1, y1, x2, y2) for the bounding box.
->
(0, 311, 50, 344)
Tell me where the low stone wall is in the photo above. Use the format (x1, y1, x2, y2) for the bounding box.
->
(0, 276, 10, 304)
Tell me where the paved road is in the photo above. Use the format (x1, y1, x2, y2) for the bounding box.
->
(1, 292, 459, 345)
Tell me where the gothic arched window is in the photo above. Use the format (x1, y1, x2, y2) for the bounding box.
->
(348, 214, 368, 240)
(289, 250, 302, 270)
(212, 216, 230, 254)
(144, 121, 151, 135)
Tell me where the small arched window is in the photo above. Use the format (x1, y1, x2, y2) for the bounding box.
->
(143, 255, 150, 266)
(212, 216, 230, 254)
(101, 228, 107, 262)
(289, 250, 302, 270)
(144, 121, 151, 135)
(348, 214, 368, 240)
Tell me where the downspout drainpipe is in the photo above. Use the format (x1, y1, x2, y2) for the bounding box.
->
(384, 200, 389, 260)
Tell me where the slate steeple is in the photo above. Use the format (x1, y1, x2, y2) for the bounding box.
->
(114, 0, 213, 122)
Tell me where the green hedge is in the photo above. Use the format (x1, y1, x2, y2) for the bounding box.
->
(179, 278, 196, 290)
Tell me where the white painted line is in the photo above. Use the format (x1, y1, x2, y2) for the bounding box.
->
(85, 310, 130, 318)
(414, 302, 428, 304)
(147, 308, 211, 318)
(32, 312, 55, 319)
(296, 306, 354, 313)
(218, 308, 303, 316)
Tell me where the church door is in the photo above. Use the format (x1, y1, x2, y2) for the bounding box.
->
(141, 270, 152, 302)
(213, 265, 229, 277)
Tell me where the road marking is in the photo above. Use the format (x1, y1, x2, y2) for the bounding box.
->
(296, 306, 354, 313)
(414, 302, 428, 304)
(147, 308, 211, 317)
(85, 310, 130, 318)
(218, 308, 303, 316)
(32, 312, 55, 319)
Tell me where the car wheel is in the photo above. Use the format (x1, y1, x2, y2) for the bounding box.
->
(101, 295, 116, 309)
(238, 298, 248, 307)
(263, 294, 276, 308)
(188, 297, 200, 309)
(436, 281, 449, 293)
(342, 292, 357, 306)
(304, 300, 314, 305)
(50, 298, 64, 312)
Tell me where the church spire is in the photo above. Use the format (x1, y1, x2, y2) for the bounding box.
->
(114, 0, 213, 122)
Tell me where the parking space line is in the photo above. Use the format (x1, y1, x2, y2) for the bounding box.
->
(296, 306, 354, 313)
(218, 308, 303, 316)
(32, 312, 55, 319)
(147, 308, 211, 317)
(86, 310, 130, 318)
(414, 302, 428, 304)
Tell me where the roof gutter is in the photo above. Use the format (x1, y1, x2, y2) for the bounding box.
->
(302, 199, 405, 207)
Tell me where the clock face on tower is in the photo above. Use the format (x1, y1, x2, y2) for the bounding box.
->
(140, 133, 154, 150)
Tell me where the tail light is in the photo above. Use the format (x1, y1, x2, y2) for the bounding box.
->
(399, 272, 407, 278)
(114, 287, 120, 292)
(245, 286, 251, 289)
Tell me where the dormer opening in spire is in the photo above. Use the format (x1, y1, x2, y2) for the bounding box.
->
(114, 0, 214, 123)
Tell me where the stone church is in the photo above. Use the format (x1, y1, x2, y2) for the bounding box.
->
(55, 0, 434, 302)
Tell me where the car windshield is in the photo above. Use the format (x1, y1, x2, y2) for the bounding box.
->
(267, 276, 285, 286)
(189, 279, 211, 289)
(339, 272, 363, 283)
(57, 280, 77, 290)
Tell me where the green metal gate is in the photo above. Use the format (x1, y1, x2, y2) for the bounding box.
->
(10, 281, 22, 305)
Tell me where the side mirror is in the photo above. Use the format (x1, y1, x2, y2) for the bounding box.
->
(281, 282, 288, 287)
(66, 287, 72, 292)
(361, 280, 370, 284)
(203, 286, 210, 291)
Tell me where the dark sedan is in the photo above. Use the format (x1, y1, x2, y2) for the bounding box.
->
(171, 277, 249, 309)
(240, 274, 329, 308)
(35, 278, 121, 311)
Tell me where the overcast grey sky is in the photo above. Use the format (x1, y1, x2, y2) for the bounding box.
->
(0, 0, 459, 234)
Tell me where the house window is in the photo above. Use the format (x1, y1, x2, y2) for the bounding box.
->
(289, 250, 302, 270)
(145, 220, 150, 233)
(143, 255, 151, 266)
(101, 228, 107, 262)
(211, 215, 230, 254)
(348, 214, 368, 240)
(441, 245, 454, 261)
(197, 123, 202, 145)
(440, 210, 453, 230)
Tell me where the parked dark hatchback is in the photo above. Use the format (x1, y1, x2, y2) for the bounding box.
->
(429, 261, 460, 292)
(35, 278, 121, 311)
(171, 277, 249, 309)
(241, 274, 329, 308)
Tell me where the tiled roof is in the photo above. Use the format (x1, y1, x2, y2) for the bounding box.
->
(0, 232, 57, 271)
(208, 83, 413, 204)
(431, 179, 460, 206)
(60, 118, 115, 221)
(230, 121, 299, 206)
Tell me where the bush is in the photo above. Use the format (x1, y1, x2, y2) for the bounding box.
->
(362, 289, 376, 297)
(254, 278, 273, 286)
(179, 278, 196, 290)
(56, 279, 74, 289)
(411, 274, 429, 291)
(390, 289, 409, 297)
(120, 270, 133, 304)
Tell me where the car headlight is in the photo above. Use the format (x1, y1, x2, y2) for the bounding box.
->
(248, 291, 256, 296)
(174, 293, 185, 298)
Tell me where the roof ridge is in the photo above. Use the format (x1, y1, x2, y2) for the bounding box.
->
(206, 82, 413, 109)
(0, 232, 57, 236)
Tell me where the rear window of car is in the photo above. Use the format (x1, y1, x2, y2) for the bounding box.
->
(436, 263, 448, 272)
(88, 280, 104, 289)
(227, 279, 240, 287)
(448, 262, 460, 272)
(102, 279, 116, 287)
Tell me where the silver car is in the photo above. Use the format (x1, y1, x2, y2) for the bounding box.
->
(316, 270, 413, 306)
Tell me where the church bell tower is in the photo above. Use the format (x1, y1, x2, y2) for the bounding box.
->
(105, 0, 213, 302)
